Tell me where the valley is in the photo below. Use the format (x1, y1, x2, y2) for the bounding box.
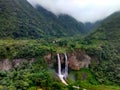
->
(0, 38, 119, 90)
(0, 0, 120, 90)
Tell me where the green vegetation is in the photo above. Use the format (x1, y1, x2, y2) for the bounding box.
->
(84, 11, 120, 86)
(0, 40, 50, 59)
(0, 0, 120, 90)
(0, 38, 119, 90)
(0, 57, 65, 90)
(0, 0, 96, 39)
(68, 69, 120, 90)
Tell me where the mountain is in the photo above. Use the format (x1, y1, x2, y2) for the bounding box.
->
(84, 21, 101, 33)
(0, 0, 44, 38)
(0, 0, 91, 39)
(85, 11, 120, 85)
(87, 11, 120, 44)
(36, 5, 86, 36)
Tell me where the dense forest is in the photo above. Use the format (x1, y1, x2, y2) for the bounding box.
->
(0, 0, 98, 39)
(0, 0, 120, 90)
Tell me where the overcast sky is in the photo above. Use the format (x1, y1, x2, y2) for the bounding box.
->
(27, 0, 120, 23)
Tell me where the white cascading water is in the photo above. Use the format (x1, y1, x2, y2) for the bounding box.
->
(57, 53, 62, 75)
(57, 53, 80, 89)
(64, 53, 68, 78)
(57, 53, 68, 85)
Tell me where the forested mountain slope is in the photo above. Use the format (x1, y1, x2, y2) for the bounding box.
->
(0, 0, 92, 39)
(87, 11, 120, 44)
(85, 11, 120, 85)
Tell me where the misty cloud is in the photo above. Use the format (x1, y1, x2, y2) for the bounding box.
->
(27, 0, 120, 22)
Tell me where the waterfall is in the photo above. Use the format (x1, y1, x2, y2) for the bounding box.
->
(57, 54, 62, 75)
(57, 53, 80, 89)
(57, 53, 68, 85)
(64, 53, 68, 78)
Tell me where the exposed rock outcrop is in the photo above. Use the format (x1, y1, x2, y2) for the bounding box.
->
(0, 59, 12, 71)
(0, 50, 91, 71)
(45, 50, 91, 70)
(0, 58, 35, 71)
(44, 54, 52, 64)
(68, 50, 91, 70)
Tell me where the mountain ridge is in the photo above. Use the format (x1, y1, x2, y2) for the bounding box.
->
(0, 0, 95, 39)
(85, 10, 120, 86)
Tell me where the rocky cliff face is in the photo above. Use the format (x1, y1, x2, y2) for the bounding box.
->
(0, 58, 35, 71)
(0, 59, 12, 71)
(0, 50, 91, 71)
(45, 50, 91, 70)
(68, 51, 91, 70)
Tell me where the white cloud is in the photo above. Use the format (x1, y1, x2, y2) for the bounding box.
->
(27, 0, 120, 22)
